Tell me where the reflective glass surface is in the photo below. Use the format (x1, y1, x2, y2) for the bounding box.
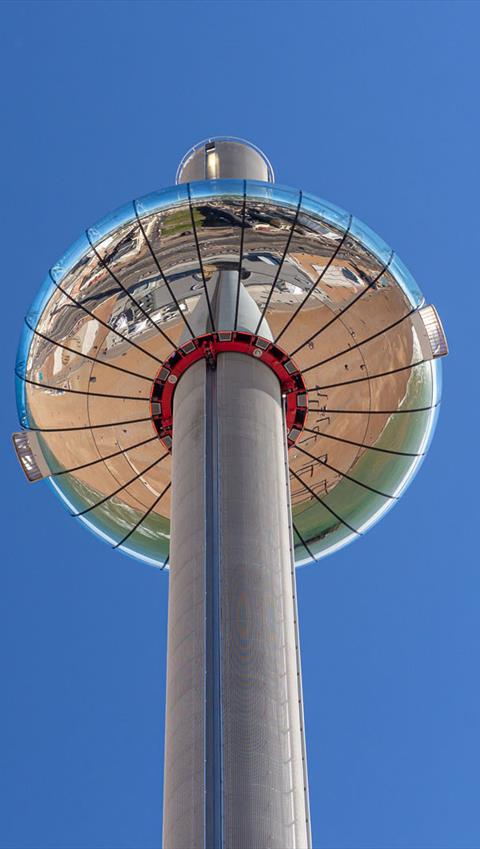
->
(16, 181, 444, 568)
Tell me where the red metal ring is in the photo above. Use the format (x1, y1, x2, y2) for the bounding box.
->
(150, 332, 307, 452)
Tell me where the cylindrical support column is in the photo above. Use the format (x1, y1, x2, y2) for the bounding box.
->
(163, 352, 310, 849)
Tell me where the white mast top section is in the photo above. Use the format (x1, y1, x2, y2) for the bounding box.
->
(176, 137, 274, 183)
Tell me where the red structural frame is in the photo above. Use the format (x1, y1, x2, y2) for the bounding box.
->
(150, 331, 307, 451)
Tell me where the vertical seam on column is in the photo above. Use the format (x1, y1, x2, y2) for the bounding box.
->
(205, 363, 223, 849)
(203, 363, 207, 849)
(282, 401, 313, 849)
(216, 365, 224, 849)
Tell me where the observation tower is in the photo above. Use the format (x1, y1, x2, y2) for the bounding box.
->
(13, 137, 448, 849)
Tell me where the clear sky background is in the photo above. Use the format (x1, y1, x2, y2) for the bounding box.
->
(1, 2, 479, 848)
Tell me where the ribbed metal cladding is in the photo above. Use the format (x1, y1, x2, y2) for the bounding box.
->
(164, 352, 310, 849)
(163, 360, 206, 849)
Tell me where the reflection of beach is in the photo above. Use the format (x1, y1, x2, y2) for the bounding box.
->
(23, 196, 433, 557)
(292, 361, 432, 549)
(26, 287, 176, 521)
(272, 277, 416, 507)
(27, 276, 416, 526)
(49, 468, 170, 559)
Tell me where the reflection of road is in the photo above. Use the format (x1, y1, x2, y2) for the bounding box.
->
(30, 267, 415, 527)
(25, 196, 423, 545)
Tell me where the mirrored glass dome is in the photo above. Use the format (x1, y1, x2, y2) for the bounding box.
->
(14, 180, 447, 567)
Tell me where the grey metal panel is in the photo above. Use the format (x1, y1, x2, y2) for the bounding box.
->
(177, 138, 273, 183)
(164, 353, 309, 849)
(163, 360, 206, 849)
(217, 353, 309, 849)
(165, 351, 310, 849)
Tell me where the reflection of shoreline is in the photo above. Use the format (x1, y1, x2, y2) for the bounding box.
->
(49, 471, 170, 557)
(293, 355, 434, 554)
(21, 192, 439, 566)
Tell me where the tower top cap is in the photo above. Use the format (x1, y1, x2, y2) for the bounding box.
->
(176, 137, 274, 183)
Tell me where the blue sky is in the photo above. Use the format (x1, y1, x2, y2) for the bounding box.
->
(1, 1, 479, 847)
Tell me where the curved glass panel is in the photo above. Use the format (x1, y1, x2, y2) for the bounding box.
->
(15, 321, 33, 426)
(117, 513, 170, 567)
(188, 179, 245, 203)
(189, 196, 246, 285)
(389, 252, 424, 307)
(246, 181, 301, 212)
(50, 233, 91, 284)
(16, 272, 62, 427)
(292, 496, 355, 560)
(301, 191, 351, 233)
(25, 273, 57, 323)
(349, 216, 393, 267)
(87, 201, 136, 246)
(427, 358, 443, 441)
(49, 472, 168, 571)
(15, 179, 444, 569)
(135, 183, 189, 219)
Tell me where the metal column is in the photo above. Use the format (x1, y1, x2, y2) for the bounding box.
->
(163, 351, 310, 849)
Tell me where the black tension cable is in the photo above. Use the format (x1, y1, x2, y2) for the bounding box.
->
(25, 319, 155, 384)
(134, 201, 196, 341)
(234, 181, 247, 332)
(307, 403, 438, 416)
(48, 271, 165, 366)
(53, 435, 159, 477)
(301, 307, 417, 374)
(304, 359, 427, 393)
(294, 443, 398, 500)
(86, 231, 177, 348)
(289, 466, 360, 536)
(187, 184, 216, 333)
(254, 192, 303, 337)
(292, 521, 318, 562)
(23, 416, 153, 434)
(301, 426, 423, 458)
(72, 452, 169, 517)
(16, 371, 150, 402)
(274, 216, 353, 346)
(114, 481, 171, 548)
(289, 250, 395, 357)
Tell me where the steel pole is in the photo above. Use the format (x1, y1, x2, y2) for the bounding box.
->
(163, 351, 311, 849)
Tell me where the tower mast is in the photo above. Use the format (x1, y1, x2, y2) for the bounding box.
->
(13, 135, 448, 849)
